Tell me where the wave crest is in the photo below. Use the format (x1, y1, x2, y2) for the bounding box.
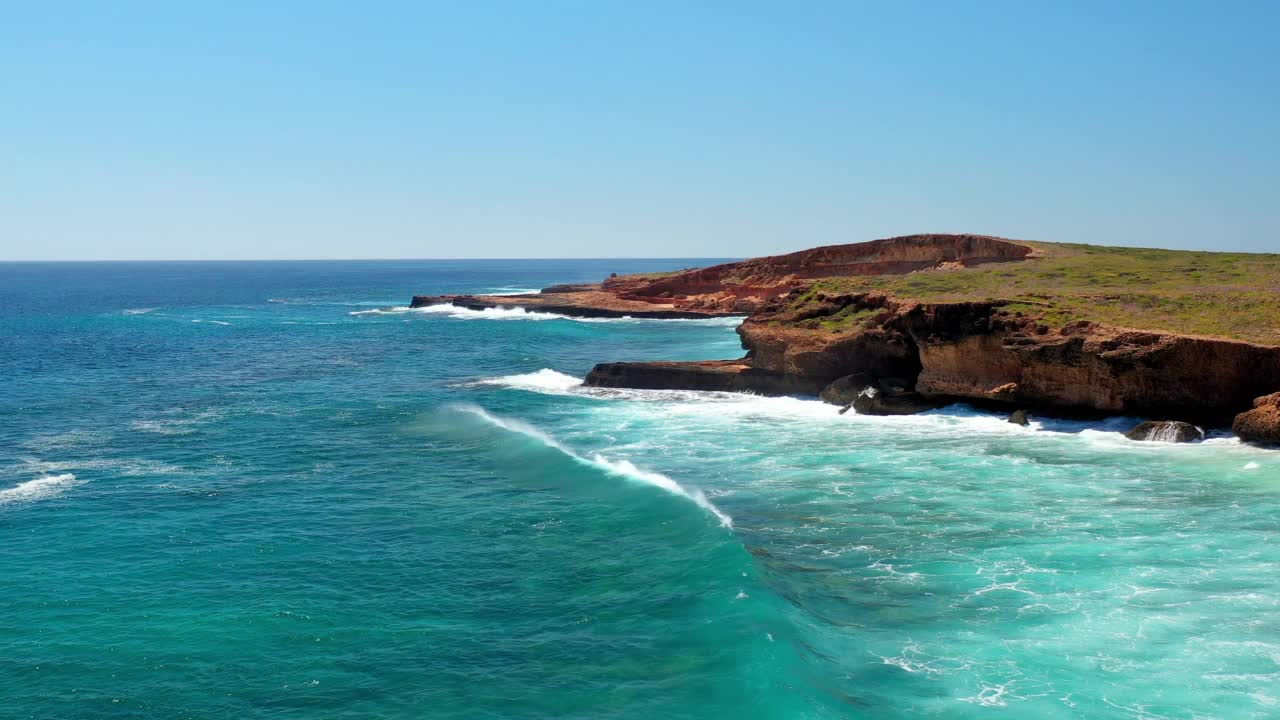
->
(476, 369, 582, 392)
(454, 405, 732, 527)
(0, 474, 83, 506)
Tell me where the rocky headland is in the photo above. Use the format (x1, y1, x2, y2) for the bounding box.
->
(417, 234, 1280, 445)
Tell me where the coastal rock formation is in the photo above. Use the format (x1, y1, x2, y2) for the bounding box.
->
(848, 387, 941, 416)
(417, 234, 1035, 317)
(583, 292, 1280, 425)
(409, 293, 736, 320)
(584, 360, 824, 395)
(416, 233, 1280, 439)
(901, 308, 1280, 424)
(726, 294, 1280, 424)
(820, 373, 940, 415)
(1125, 421, 1204, 443)
(1232, 393, 1280, 445)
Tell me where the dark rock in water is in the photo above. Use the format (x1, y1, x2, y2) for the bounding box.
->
(1233, 392, 1280, 445)
(850, 387, 940, 416)
(1125, 420, 1204, 443)
(822, 373, 939, 416)
(1009, 409, 1030, 426)
(820, 373, 875, 406)
(820, 373, 911, 406)
(584, 360, 825, 395)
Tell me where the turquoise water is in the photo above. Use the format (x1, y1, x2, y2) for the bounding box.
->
(2, 260, 1278, 719)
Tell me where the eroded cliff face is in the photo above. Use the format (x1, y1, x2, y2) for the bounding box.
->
(731, 294, 1280, 423)
(906, 309, 1280, 422)
(736, 293, 920, 384)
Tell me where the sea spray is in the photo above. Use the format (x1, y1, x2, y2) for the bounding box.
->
(453, 404, 732, 527)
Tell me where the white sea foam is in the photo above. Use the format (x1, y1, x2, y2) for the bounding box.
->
(21, 457, 181, 476)
(349, 306, 412, 316)
(351, 304, 563, 320)
(0, 474, 83, 505)
(130, 409, 222, 436)
(472, 370, 1280, 469)
(455, 404, 732, 526)
(20, 429, 109, 452)
(484, 287, 542, 296)
(474, 369, 830, 411)
(191, 319, 232, 326)
(354, 303, 743, 325)
(412, 304, 568, 321)
(476, 369, 583, 392)
(123, 308, 157, 315)
(571, 315, 745, 326)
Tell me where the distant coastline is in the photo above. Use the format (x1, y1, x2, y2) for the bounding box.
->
(414, 234, 1280, 446)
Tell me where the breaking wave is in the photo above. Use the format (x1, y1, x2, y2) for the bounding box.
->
(348, 306, 413, 316)
(352, 304, 563, 320)
(454, 404, 732, 527)
(475, 368, 583, 392)
(473, 370, 1280, 465)
(0, 474, 83, 506)
(123, 308, 158, 315)
(351, 303, 743, 325)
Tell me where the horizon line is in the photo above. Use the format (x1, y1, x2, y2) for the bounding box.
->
(3, 238, 1278, 263)
(0, 256, 742, 264)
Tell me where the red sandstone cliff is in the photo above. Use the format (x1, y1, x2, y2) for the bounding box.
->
(735, 295, 1280, 423)
(409, 233, 1280, 438)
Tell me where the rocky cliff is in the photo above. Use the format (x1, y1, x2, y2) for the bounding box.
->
(588, 289, 1280, 426)
(745, 295, 1280, 423)
(412, 233, 1280, 441)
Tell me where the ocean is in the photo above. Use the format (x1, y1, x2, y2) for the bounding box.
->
(1, 259, 1277, 719)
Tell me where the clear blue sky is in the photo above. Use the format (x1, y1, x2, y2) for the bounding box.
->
(2, 1, 1277, 260)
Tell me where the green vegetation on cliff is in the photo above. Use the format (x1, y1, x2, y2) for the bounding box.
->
(798, 242, 1280, 345)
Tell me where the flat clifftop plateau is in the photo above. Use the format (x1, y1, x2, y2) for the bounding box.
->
(796, 240, 1280, 346)
(601, 234, 1036, 312)
(411, 234, 1040, 318)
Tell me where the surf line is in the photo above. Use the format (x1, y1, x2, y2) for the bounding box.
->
(454, 404, 732, 527)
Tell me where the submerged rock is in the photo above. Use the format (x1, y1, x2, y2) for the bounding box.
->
(1126, 420, 1204, 443)
(1009, 409, 1030, 426)
(1233, 393, 1280, 445)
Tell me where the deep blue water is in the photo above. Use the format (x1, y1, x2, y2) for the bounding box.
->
(1, 260, 1278, 719)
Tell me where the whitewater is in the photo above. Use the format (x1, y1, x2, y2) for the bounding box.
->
(2, 258, 1277, 719)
